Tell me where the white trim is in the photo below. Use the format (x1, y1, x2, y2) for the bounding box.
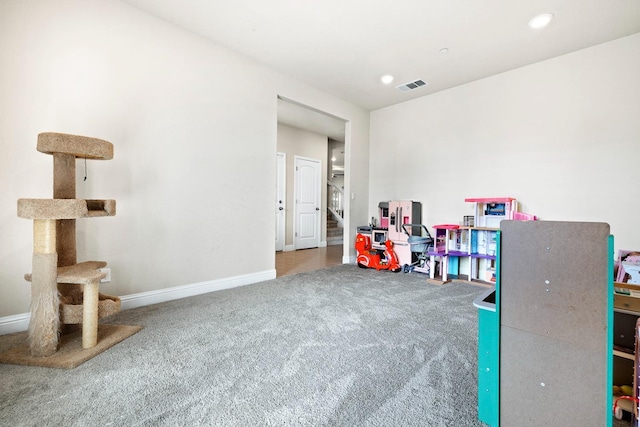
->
(275, 151, 286, 252)
(0, 269, 275, 335)
(342, 120, 352, 270)
(120, 269, 275, 310)
(283, 244, 296, 252)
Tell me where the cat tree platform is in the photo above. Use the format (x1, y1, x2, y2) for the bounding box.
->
(24, 261, 122, 326)
(17, 199, 116, 219)
(37, 132, 113, 159)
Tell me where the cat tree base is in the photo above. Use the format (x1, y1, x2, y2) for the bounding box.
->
(0, 324, 142, 369)
(25, 261, 123, 349)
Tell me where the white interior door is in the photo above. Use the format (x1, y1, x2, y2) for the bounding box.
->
(294, 156, 321, 249)
(275, 152, 285, 251)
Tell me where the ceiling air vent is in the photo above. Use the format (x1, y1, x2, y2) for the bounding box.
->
(396, 79, 427, 92)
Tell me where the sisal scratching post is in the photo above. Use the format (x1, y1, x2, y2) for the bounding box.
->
(82, 281, 99, 348)
(29, 219, 60, 357)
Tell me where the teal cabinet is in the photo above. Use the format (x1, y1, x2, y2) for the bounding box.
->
(474, 287, 498, 427)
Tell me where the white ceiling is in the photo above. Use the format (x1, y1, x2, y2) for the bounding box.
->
(120, 0, 640, 149)
(121, 0, 640, 112)
(277, 98, 346, 141)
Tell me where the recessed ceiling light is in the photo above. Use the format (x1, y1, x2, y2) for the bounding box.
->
(381, 74, 394, 85)
(528, 13, 554, 29)
(439, 48, 449, 54)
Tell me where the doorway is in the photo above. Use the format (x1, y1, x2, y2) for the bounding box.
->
(276, 97, 348, 270)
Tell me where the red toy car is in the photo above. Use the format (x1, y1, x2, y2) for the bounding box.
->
(355, 233, 401, 272)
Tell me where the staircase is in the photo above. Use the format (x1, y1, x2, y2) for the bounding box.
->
(327, 213, 343, 246)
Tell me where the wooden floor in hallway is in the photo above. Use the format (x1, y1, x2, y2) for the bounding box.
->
(275, 245, 344, 278)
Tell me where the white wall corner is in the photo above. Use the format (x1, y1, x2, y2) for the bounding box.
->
(345, 255, 356, 264)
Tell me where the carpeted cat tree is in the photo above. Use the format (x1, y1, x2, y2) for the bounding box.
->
(0, 133, 141, 368)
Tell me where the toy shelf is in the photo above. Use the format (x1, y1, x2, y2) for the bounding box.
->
(428, 198, 523, 285)
(613, 281, 640, 421)
(429, 224, 498, 284)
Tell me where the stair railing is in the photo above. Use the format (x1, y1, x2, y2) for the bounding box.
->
(327, 180, 344, 228)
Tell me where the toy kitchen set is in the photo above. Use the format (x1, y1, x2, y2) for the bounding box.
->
(357, 200, 424, 267)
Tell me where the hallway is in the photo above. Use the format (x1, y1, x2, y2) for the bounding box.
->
(275, 245, 344, 277)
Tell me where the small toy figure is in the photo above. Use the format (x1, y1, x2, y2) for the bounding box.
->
(355, 233, 401, 272)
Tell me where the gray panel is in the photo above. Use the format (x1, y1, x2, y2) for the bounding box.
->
(499, 221, 610, 425)
(500, 221, 610, 349)
(500, 326, 607, 427)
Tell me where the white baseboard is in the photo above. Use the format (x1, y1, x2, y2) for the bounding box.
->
(120, 269, 275, 310)
(0, 269, 276, 336)
(0, 313, 31, 335)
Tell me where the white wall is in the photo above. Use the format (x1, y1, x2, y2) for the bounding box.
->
(370, 33, 640, 255)
(277, 123, 328, 247)
(0, 0, 370, 320)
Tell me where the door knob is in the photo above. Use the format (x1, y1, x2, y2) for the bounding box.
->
(316, 207, 320, 211)
(279, 207, 284, 210)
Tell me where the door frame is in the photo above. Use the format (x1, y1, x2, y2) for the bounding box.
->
(275, 152, 286, 251)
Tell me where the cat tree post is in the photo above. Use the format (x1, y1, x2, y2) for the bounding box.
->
(29, 219, 59, 357)
(53, 149, 80, 337)
(81, 276, 99, 349)
(53, 151, 76, 267)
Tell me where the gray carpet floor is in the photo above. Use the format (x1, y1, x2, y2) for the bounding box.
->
(0, 265, 524, 425)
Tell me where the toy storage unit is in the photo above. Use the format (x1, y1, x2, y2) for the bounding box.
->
(429, 198, 516, 284)
(477, 220, 613, 426)
(612, 282, 640, 421)
(428, 224, 459, 282)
